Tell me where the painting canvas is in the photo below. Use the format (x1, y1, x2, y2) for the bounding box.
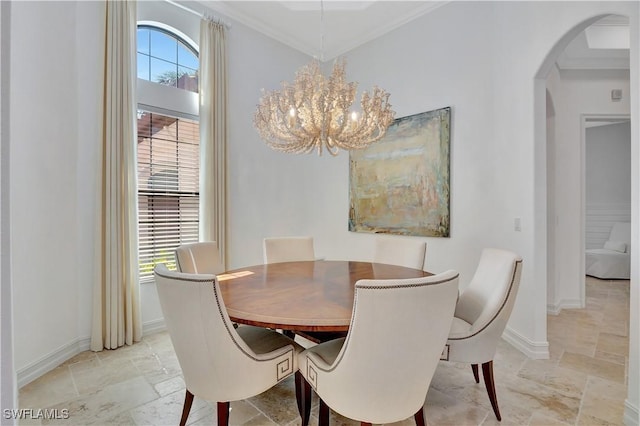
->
(349, 107, 451, 237)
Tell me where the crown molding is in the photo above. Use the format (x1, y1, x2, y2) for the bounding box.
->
(557, 56, 630, 71)
(197, 1, 448, 61)
(324, 1, 448, 61)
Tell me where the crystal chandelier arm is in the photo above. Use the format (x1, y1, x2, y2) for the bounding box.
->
(260, 87, 316, 144)
(331, 88, 393, 149)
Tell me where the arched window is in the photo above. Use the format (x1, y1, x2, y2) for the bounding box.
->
(137, 25, 199, 93)
(136, 24, 200, 283)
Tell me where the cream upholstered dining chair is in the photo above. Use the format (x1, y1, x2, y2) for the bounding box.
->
(175, 241, 225, 275)
(263, 236, 315, 264)
(297, 270, 459, 426)
(153, 264, 304, 426)
(373, 237, 427, 270)
(443, 248, 523, 421)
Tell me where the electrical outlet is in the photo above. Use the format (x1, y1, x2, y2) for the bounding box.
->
(611, 89, 623, 101)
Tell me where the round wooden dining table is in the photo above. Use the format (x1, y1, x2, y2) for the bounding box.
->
(217, 260, 431, 333)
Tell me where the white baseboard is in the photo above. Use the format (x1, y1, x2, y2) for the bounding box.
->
(547, 298, 583, 315)
(142, 318, 166, 336)
(502, 326, 550, 359)
(17, 336, 91, 388)
(547, 304, 561, 315)
(17, 319, 166, 388)
(625, 399, 639, 426)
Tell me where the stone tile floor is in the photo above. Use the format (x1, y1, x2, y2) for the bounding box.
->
(19, 276, 629, 425)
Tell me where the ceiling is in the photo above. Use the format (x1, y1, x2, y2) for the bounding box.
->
(197, 1, 448, 60)
(197, 1, 630, 70)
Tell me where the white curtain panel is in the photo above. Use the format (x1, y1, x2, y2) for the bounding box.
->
(199, 19, 228, 269)
(91, 0, 142, 351)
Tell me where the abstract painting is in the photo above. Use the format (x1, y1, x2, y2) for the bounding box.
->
(349, 107, 451, 237)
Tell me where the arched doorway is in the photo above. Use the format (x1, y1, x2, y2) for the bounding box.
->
(536, 14, 626, 314)
(534, 13, 638, 425)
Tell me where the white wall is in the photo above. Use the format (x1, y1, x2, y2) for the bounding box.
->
(1, 0, 17, 419)
(225, 15, 321, 268)
(585, 121, 631, 249)
(586, 121, 632, 208)
(546, 67, 560, 309)
(627, 9, 639, 425)
(74, 0, 105, 361)
(10, 1, 86, 384)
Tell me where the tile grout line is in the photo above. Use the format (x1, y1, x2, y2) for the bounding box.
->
(244, 398, 283, 426)
(67, 363, 81, 400)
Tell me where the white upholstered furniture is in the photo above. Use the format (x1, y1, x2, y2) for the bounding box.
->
(373, 237, 427, 270)
(585, 222, 631, 279)
(297, 270, 459, 426)
(444, 248, 523, 421)
(175, 241, 224, 275)
(153, 264, 304, 426)
(263, 236, 315, 264)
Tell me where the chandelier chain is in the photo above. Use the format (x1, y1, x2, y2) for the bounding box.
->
(320, 0, 325, 61)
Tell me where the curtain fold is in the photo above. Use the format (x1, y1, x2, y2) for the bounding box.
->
(91, 0, 142, 351)
(199, 19, 228, 269)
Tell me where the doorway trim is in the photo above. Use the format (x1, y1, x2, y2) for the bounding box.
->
(580, 113, 631, 308)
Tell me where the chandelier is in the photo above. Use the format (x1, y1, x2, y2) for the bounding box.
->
(253, 57, 395, 156)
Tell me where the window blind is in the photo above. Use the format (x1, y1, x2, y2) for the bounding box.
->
(137, 110, 199, 283)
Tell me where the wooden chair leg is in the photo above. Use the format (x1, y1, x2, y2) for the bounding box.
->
(471, 364, 480, 383)
(414, 407, 427, 426)
(294, 371, 303, 421)
(179, 390, 194, 426)
(319, 398, 330, 426)
(481, 361, 501, 421)
(295, 371, 312, 426)
(217, 401, 230, 426)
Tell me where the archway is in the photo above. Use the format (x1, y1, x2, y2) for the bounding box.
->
(535, 15, 610, 315)
(534, 13, 638, 425)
